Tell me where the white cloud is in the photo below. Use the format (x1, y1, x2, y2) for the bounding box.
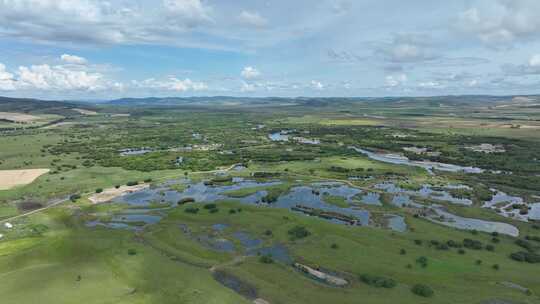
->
(61, 54, 87, 65)
(0, 57, 118, 92)
(311, 80, 324, 90)
(529, 54, 540, 67)
(332, 1, 352, 15)
(133, 77, 207, 92)
(458, 0, 540, 46)
(0, 63, 16, 91)
(241, 66, 260, 79)
(238, 10, 268, 28)
(17, 64, 105, 91)
(376, 34, 436, 64)
(502, 54, 540, 75)
(240, 81, 256, 92)
(418, 81, 445, 89)
(385, 74, 407, 87)
(163, 0, 213, 25)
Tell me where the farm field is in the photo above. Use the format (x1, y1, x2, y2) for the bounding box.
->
(1, 96, 540, 304)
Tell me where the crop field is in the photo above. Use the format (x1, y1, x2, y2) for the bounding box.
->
(1, 96, 540, 304)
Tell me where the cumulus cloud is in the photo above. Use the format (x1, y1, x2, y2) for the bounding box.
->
(241, 66, 261, 79)
(0, 63, 16, 91)
(61, 54, 88, 65)
(17, 64, 106, 91)
(163, 0, 213, 26)
(458, 0, 540, 46)
(502, 54, 540, 75)
(133, 77, 207, 92)
(238, 10, 268, 28)
(332, 1, 352, 15)
(385, 74, 407, 87)
(377, 34, 436, 63)
(311, 80, 324, 90)
(0, 0, 213, 46)
(0, 55, 119, 92)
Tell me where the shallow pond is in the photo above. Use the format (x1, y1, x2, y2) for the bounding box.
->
(425, 206, 519, 237)
(350, 146, 484, 174)
(529, 203, 540, 220)
(268, 132, 289, 142)
(246, 244, 292, 264)
(233, 232, 263, 250)
(375, 182, 472, 206)
(386, 215, 407, 232)
(271, 185, 370, 226)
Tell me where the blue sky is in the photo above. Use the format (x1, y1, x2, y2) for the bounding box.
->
(1, 0, 540, 99)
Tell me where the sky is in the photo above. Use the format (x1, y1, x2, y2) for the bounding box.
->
(1, 0, 540, 99)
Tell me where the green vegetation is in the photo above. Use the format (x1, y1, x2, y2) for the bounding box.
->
(359, 274, 397, 288)
(2, 96, 540, 304)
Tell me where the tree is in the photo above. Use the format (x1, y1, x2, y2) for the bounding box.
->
(411, 284, 434, 297)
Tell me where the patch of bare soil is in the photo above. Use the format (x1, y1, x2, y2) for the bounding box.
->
(88, 184, 149, 204)
(17, 201, 44, 211)
(0, 169, 50, 190)
(0, 112, 40, 123)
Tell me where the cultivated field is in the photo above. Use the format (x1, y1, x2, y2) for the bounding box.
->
(0, 112, 40, 123)
(0, 169, 50, 190)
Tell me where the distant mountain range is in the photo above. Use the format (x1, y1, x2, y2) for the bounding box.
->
(2, 94, 540, 110)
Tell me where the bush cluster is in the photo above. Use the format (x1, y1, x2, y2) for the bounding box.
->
(359, 274, 397, 288)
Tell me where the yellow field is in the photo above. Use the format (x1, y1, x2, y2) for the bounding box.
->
(0, 112, 40, 123)
(0, 169, 50, 190)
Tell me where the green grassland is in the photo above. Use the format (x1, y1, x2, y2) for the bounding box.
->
(0, 200, 539, 304)
(1, 96, 540, 304)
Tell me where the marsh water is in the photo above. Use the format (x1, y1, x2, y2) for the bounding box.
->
(86, 176, 521, 237)
(350, 146, 484, 174)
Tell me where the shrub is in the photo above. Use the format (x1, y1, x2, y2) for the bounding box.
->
(259, 255, 274, 264)
(288, 226, 311, 240)
(492, 264, 500, 270)
(525, 235, 540, 242)
(210, 208, 219, 214)
(264, 230, 273, 236)
(515, 239, 535, 251)
(331, 243, 339, 249)
(144, 178, 152, 183)
(203, 203, 217, 210)
(463, 238, 483, 250)
(400, 248, 407, 255)
(178, 197, 195, 204)
(486, 245, 495, 252)
(414, 239, 423, 246)
(510, 251, 540, 263)
(492, 237, 500, 243)
(69, 194, 81, 202)
(126, 181, 138, 186)
(436, 244, 449, 250)
(476, 260, 482, 265)
(416, 256, 428, 267)
(114, 185, 120, 189)
(411, 284, 434, 297)
(447, 240, 461, 248)
(95, 188, 103, 193)
(228, 209, 236, 214)
(458, 249, 466, 255)
(184, 207, 199, 214)
(360, 274, 397, 288)
(127, 249, 137, 255)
